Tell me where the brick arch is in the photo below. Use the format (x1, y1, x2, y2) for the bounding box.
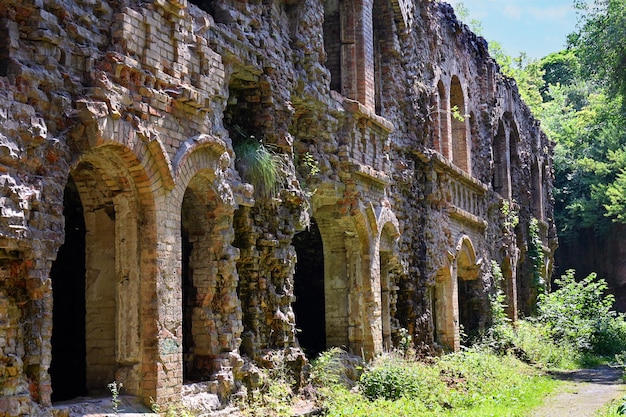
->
(455, 235, 484, 343)
(170, 140, 240, 389)
(52, 143, 159, 402)
(172, 134, 230, 191)
(74, 116, 175, 191)
(450, 75, 470, 174)
(377, 206, 400, 250)
(456, 235, 477, 274)
(378, 215, 400, 351)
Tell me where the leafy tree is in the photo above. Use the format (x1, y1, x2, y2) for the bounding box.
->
(574, 0, 626, 102)
(539, 50, 580, 101)
(538, 78, 626, 240)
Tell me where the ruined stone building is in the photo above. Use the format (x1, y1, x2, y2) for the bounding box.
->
(0, 0, 557, 414)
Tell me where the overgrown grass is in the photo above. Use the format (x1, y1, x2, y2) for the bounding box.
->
(316, 348, 557, 417)
(233, 269, 626, 416)
(234, 137, 286, 199)
(596, 396, 626, 417)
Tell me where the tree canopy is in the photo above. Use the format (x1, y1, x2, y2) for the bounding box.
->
(574, 0, 626, 102)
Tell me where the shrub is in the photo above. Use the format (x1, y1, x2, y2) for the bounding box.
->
(359, 355, 444, 405)
(536, 269, 626, 356)
(359, 358, 421, 401)
(510, 320, 579, 368)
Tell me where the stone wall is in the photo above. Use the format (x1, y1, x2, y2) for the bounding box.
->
(0, 0, 555, 414)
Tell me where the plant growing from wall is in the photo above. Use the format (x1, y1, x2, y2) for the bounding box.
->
(489, 261, 510, 328)
(528, 218, 546, 293)
(500, 200, 519, 230)
(301, 151, 320, 178)
(107, 381, 123, 415)
(233, 125, 286, 200)
(451, 105, 467, 122)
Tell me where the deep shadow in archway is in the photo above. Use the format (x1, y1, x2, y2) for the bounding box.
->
(50, 177, 87, 402)
(181, 222, 195, 382)
(458, 278, 482, 344)
(293, 218, 326, 358)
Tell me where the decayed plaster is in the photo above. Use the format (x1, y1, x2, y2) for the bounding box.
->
(0, 0, 556, 414)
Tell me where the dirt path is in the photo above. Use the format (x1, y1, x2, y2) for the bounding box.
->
(528, 366, 625, 417)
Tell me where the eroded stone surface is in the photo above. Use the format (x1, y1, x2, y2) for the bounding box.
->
(0, 0, 556, 415)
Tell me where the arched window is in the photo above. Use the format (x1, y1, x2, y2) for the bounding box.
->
(493, 119, 510, 198)
(531, 158, 543, 220)
(323, 0, 343, 93)
(323, 0, 380, 111)
(450, 76, 470, 173)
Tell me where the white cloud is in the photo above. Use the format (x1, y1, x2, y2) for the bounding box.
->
(528, 5, 572, 21)
(502, 4, 523, 19)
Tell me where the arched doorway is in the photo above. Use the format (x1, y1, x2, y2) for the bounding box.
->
(379, 221, 399, 351)
(457, 238, 483, 344)
(50, 177, 87, 402)
(181, 178, 218, 382)
(432, 256, 457, 351)
(293, 218, 326, 358)
(50, 150, 150, 400)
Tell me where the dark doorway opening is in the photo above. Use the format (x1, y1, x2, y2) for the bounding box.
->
(293, 218, 325, 358)
(458, 278, 481, 344)
(50, 177, 87, 402)
(181, 222, 196, 382)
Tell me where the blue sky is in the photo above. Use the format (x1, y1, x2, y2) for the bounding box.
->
(446, 0, 580, 60)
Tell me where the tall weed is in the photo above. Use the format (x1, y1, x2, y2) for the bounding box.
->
(536, 269, 626, 356)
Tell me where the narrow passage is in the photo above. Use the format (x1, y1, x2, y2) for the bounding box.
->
(529, 366, 625, 417)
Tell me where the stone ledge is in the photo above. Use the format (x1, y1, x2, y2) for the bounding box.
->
(332, 91, 394, 133)
(346, 160, 390, 186)
(431, 151, 488, 193)
(449, 206, 488, 229)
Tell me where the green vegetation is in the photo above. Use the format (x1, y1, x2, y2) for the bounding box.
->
(597, 397, 626, 417)
(316, 348, 556, 417)
(482, 0, 626, 242)
(458, 0, 626, 241)
(574, 0, 626, 102)
(237, 267, 626, 417)
(536, 270, 626, 357)
(107, 381, 123, 415)
(231, 2, 626, 415)
(528, 218, 546, 293)
(232, 125, 286, 200)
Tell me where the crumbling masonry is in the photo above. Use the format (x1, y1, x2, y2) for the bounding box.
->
(0, 0, 557, 414)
